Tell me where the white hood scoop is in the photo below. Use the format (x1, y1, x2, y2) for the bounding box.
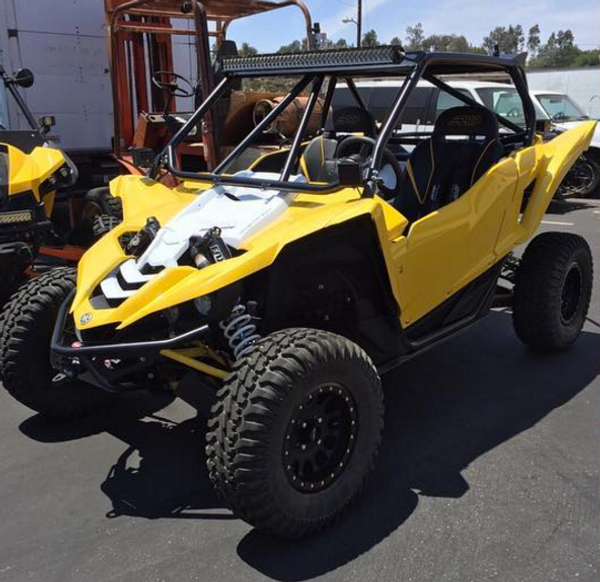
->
(99, 172, 304, 302)
(137, 172, 304, 270)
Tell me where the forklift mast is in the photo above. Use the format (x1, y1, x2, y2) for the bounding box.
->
(105, 0, 315, 169)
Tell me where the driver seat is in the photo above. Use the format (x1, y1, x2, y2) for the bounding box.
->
(394, 106, 504, 223)
(300, 107, 375, 183)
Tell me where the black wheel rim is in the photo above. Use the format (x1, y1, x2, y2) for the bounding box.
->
(283, 383, 358, 493)
(561, 262, 582, 324)
(565, 161, 595, 195)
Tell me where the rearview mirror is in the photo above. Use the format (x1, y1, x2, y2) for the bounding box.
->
(337, 157, 363, 187)
(15, 68, 35, 88)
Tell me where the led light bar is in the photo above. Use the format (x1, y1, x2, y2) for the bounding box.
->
(221, 46, 405, 76)
(0, 209, 34, 224)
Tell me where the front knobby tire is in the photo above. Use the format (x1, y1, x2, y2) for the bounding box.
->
(513, 232, 593, 352)
(0, 267, 113, 418)
(205, 328, 384, 538)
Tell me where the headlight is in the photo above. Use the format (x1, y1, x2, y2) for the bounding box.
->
(0, 209, 34, 224)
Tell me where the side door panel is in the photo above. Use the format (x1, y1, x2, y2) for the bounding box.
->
(395, 157, 519, 327)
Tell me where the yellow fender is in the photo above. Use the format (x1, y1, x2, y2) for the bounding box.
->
(3, 144, 65, 216)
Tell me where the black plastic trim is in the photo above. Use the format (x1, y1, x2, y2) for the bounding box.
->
(51, 291, 210, 359)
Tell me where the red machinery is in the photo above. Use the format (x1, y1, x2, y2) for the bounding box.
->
(105, 0, 315, 171)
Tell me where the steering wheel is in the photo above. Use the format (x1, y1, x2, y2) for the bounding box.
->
(552, 111, 566, 120)
(151, 71, 195, 98)
(506, 107, 521, 118)
(336, 136, 404, 199)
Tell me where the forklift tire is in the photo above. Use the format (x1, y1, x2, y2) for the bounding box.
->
(206, 328, 384, 538)
(78, 187, 123, 244)
(0, 267, 113, 418)
(93, 214, 121, 238)
(83, 187, 123, 220)
(513, 232, 593, 352)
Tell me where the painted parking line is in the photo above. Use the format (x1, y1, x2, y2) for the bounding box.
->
(541, 220, 575, 226)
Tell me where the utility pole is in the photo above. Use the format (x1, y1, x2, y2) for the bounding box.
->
(357, 0, 362, 47)
(342, 0, 362, 48)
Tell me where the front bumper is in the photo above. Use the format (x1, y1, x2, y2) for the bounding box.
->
(0, 204, 51, 240)
(50, 291, 210, 393)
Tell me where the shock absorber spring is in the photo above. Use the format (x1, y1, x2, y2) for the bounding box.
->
(219, 303, 261, 359)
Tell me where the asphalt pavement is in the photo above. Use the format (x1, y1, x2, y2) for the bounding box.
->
(0, 198, 598, 582)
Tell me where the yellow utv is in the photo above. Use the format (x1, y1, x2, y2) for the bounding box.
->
(0, 66, 77, 303)
(1, 48, 595, 538)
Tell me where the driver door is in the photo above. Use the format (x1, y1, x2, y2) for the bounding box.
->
(393, 155, 520, 329)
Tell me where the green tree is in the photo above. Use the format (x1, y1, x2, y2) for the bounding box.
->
(527, 24, 541, 57)
(529, 29, 582, 68)
(421, 34, 471, 52)
(361, 29, 380, 47)
(278, 39, 303, 53)
(390, 36, 403, 47)
(239, 42, 258, 57)
(332, 38, 349, 49)
(483, 24, 525, 54)
(572, 49, 600, 67)
(405, 23, 424, 50)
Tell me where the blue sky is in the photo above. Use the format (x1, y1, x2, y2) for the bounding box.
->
(226, 0, 600, 53)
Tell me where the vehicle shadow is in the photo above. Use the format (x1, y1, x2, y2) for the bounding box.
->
(18, 313, 599, 579)
(547, 198, 596, 215)
(19, 381, 232, 521)
(236, 313, 599, 580)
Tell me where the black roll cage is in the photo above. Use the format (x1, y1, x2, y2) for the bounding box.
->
(152, 49, 536, 197)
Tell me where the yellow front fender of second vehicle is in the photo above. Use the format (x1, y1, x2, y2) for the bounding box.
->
(72, 176, 408, 331)
(4, 144, 65, 216)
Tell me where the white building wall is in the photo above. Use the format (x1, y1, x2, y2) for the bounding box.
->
(527, 67, 600, 119)
(0, 0, 113, 150)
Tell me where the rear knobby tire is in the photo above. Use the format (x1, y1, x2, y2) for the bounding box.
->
(0, 267, 113, 418)
(205, 328, 384, 538)
(513, 232, 593, 352)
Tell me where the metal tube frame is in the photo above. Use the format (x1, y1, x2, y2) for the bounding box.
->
(364, 59, 427, 197)
(213, 74, 314, 174)
(157, 52, 535, 196)
(423, 73, 525, 135)
(343, 77, 369, 113)
(51, 291, 210, 359)
(164, 73, 343, 193)
(320, 75, 337, 129)
(280, 74, 323, 180)
(151, 75, 233, 178)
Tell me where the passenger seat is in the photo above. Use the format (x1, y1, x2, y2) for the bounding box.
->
(394, 106, 504, 223)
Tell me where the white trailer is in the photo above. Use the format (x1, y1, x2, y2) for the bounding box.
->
(0, 0, 114, 151)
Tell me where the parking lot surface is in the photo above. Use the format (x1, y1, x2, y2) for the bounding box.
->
(0, 198, 598, 582)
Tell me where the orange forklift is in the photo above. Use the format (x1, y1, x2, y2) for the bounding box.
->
(105, 0, 317, 175)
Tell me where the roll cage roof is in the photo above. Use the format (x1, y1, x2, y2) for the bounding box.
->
(154, 47, 535, 196)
